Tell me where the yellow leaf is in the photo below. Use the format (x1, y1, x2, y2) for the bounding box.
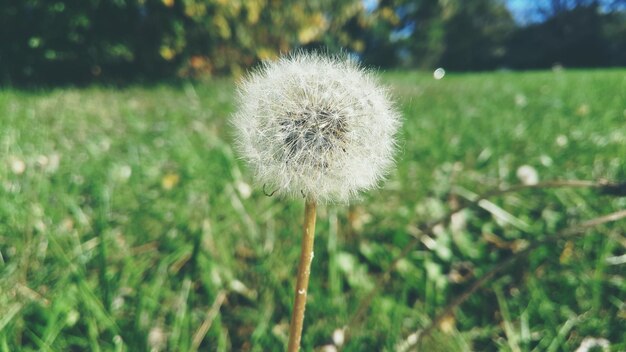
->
(256, 47, 276, 60)
(352, 39, 365, 52)
(298, 14, 327, 46)
(162, 0, 174, 7)
(380, 7, 399, 25)
(246, 1, 260, 24)
(311, 12, 326, 27)
(184, 2, 206, 18)
(161, 173, 180, 190)
(559, 241, 574, 263)
(438, 313, 456, 334)
(298, 27, 316, 44)
(159, 46, 175, 61)
(214, 15, 231, 39)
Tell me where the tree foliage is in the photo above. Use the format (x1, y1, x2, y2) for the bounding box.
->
(362, 0, 514, 70)
(0, 0, 367, 84)
(1, 0, 624, 84)
(363, 0, 447, 69)
(507, 2, 626, 69)
(363, 0, 624, 71)
(440, 0, 515, 70)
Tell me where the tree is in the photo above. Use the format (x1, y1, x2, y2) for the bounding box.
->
(507, 1, 625, 68)
(440, 0, 515, 70)
(361, 0, 448, 68)
(0, 0, 368, 84)
(361, 0, 515, 70)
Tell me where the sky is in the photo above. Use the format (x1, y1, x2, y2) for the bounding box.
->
(363, 0, 625, 25)
(362, 0, 535, 22)
(361, 0, 564, 24)
(505, 0, 626, 23)
(507, 0, 532, 21)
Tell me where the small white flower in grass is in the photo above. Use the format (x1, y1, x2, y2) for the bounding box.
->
(540, 155, 553, 167)
(514, 93, 527, 107)
(433, 68, 445, 80)
(10, 157, 26, 175)
(112, 164, 132, 182)
(516, 165, 539, 185)
(148, 326, 166, 352)
(332, 328, 345, 346)
(36, 155, 49, 167)
(575, 337, 610, 352)
(235, 180, 252, 199)
(232, 52, 400, 203)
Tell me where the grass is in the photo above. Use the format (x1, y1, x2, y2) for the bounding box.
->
(1, 68, 625, 351)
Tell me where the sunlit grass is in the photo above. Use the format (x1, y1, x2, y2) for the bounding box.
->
(1, 69, 625, 351)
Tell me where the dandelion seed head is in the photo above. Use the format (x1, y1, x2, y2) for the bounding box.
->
(232, 52, 401, 203)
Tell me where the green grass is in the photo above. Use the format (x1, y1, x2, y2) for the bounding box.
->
(1, 69, 625, 351)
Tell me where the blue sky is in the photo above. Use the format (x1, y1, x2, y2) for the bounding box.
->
(361, 0, 546, 24)
(363, 0, 624, 24)
(506, 0, 540, 23)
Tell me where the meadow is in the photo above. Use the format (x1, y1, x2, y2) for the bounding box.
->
(0, 69, 625, 351)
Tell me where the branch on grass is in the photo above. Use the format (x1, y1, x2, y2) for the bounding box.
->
(402, 209, 626, 350)
(191, 290, 227, 351)
(343, 179, 624, 342)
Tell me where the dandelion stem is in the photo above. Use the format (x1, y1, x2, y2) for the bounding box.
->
(287, 199, 317, 352)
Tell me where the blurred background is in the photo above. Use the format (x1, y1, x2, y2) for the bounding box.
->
(1, 0, 625, 84)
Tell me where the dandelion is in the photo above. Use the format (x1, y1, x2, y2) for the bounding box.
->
(233, 52, 399, 204)
(231, 51, 400, 351)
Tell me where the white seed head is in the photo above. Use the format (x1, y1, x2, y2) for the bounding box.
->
(231, 52, 401, 203)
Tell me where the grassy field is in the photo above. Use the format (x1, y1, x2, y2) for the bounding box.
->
(1, 69, 625, 351)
